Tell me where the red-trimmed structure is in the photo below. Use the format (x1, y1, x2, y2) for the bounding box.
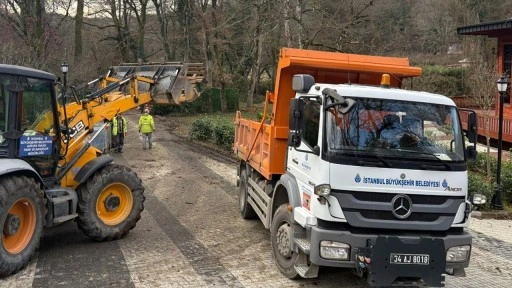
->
(457, 19, 512, 142)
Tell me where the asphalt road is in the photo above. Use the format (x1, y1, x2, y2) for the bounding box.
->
(1, 111, 511, 288)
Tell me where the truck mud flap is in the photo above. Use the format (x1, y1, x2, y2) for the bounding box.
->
(365, 236, 446, 287)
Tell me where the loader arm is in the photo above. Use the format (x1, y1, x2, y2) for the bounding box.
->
(53, 62, 204, 188)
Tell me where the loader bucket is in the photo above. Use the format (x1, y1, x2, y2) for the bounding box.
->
(108, 62, 205, 105)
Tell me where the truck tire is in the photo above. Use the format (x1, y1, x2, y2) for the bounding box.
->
(0, 175, 44, 277)
(239, 170, 257, 219)
(271, 204, 299, 279)
(76, 164, 145, 241)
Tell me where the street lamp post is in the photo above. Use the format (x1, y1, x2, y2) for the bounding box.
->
(61, 61, 69, 103)
(492, 74, 509, 210)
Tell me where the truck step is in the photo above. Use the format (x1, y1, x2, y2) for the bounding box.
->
(294, 238, 311, 254)
(53, 213, 78, 224)
(294, 248, 318, 278)
(45, 187, 78, 226)
(295, 263, 319, 278)
(49, 194, 75, 204)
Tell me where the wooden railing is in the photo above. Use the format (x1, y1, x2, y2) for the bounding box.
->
(460, 110, 512, 143)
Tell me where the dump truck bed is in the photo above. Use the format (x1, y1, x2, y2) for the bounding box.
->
(234, 48, 422, 180)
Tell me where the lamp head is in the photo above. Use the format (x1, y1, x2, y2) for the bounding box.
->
(61, 61, 69, 74)
(497, 74, 509, 93)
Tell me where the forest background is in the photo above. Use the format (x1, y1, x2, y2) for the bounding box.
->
(2, 0, 512, 208)
(0, 0, 510, 107)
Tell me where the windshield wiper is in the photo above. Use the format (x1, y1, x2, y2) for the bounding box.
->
(358, 154, 393, 168)
(396, 149, 451, 170)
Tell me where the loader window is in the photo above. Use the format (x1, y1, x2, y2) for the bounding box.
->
(17, 76, 58, 177)
(20, 78, 55, 135)
(0, 77, 9, 146)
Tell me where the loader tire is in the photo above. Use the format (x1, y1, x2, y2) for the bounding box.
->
(271, 204, 300, 279)
(77, 164, 145, 241)
(239, 170, 257, 219)
(0, 175, 44, 277)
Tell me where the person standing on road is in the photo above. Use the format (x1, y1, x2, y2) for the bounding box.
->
(139, 108, 155, 150)
(112, 112, 127, 153)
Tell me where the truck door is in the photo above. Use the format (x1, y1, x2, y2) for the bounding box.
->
(287, 99, 322, 210)
(6, 75, 60, 179)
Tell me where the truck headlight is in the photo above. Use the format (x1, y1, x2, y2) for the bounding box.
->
(446, 245, 470, 262)
(471, 194, 487, 205)
(320, 241, 350, 260)
(314, 184, 331, 197)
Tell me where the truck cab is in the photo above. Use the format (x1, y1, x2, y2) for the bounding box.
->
(287, 74, 476, 286)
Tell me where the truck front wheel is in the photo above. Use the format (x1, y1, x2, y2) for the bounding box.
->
(77, 164, 145, 241)
(271, 204, 299, 279)
(239, 170, 257, 219)
(0, 176, 43, 276)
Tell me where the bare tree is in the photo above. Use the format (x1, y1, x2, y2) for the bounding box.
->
(126, 0, 150, 61)
(466, 40, 497, 178)
(0, 0, 68, 68)
(151, 0, 172, 60)
(246, 0, 272, 109)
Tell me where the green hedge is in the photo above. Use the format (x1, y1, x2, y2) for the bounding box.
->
(468, 152, 512, 209)
(412, 65, 469, 97)
(189, 116, 235, 150)
(189, 117, 213, 141)
(152, 87, 240, 116)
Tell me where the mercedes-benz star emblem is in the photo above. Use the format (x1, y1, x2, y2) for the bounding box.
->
(391, 194, 412, 219)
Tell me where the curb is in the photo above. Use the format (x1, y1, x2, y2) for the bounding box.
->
(471, 210, 512, 220)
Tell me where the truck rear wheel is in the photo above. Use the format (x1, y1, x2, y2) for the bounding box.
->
(0, 176, 43, 276)
(77, 164, 145, 241)
(239, 170, 257, 219)
(271, 204, 299, 279)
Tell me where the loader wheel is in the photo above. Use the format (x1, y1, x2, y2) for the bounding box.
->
(271, 204, 299, 279)
(77, 164, 145, 241)
(0, 176, 43, 277)
(239, 170, 257, 219)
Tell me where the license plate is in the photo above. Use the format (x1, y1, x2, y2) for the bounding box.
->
(390, 253, 429, 265)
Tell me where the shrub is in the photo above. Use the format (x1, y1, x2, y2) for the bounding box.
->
(189, 117, 213, 141)
(189, 116, 235, 150)
(412, 65, 469, 97)
(212, 121, 235, 149)
(468, 172, 493, 210)
(467, 151, 512, 206)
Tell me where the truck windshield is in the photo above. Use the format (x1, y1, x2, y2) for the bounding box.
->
(325, 97, 465, 162)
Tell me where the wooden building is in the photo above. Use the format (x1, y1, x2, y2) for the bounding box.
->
(457, 19, 512, 142)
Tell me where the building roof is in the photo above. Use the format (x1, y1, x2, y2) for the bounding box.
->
(457, 19, 512, 37)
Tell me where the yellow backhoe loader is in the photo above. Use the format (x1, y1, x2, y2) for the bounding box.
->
(0, 62, 204, 276)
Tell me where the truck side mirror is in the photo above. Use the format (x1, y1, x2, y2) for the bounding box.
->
(288, 131, 301, 148)
(466, 145, 477, 160)
(289, 98, 305, 132)
(466, 112, 477, 144)
(289, 98, 305, 148)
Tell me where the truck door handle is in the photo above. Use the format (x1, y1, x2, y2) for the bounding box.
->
(292, 158, 298, 164)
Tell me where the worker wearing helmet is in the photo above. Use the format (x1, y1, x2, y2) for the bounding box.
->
(139, 108, 155, 150)
(112, 112, 127, 153)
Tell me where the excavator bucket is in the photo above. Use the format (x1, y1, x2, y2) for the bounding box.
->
(108, 62, 205, 105)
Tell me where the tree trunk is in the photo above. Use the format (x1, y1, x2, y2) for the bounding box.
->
(74, 0, 84, 62)
(197, 0, 214, 87)
(485, 115, 491, 177)
(152, 0, 172, 61)
(283, 0, 292, 47)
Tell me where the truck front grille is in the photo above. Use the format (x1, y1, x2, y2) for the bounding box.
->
(331, 190, 465, 231)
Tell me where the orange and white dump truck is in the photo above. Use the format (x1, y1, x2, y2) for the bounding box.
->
(234, 48, 479, 287)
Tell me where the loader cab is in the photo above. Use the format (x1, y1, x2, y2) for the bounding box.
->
(0, 65, 60, 180)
